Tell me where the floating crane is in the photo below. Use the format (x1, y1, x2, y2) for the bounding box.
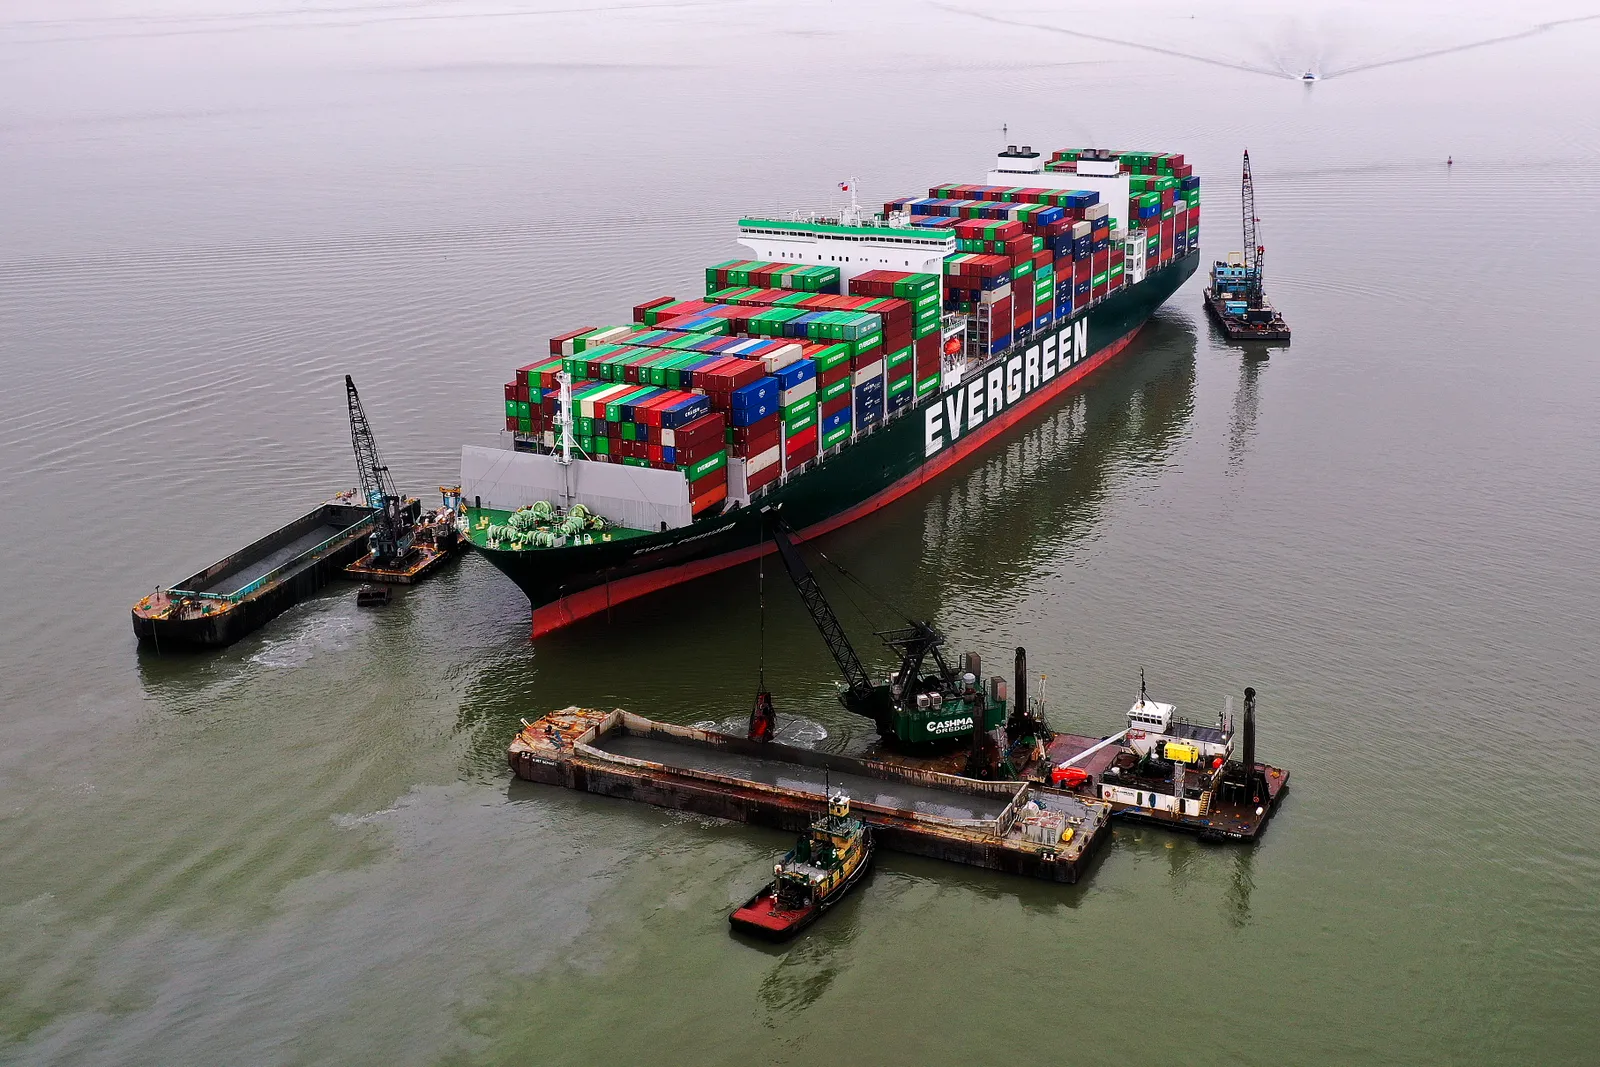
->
(346, 374, 415, 564)
(762, 513, 1034, 764)
(1203, 149, 1291, 343)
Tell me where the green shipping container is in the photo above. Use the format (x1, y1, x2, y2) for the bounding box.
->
(916, 373, 941, 398)
(517, 417, 532, 434)
(783, 394, 818, 424)
(886, 346, 912, 369)
(887, 375, 912, 397)
(822, 423, 852, 450)
(813, 344, 852, 372)
(1092, 271, 1108, 287)
(785, 408, 817, 435)
(682, 450, 728, 482)
(819, 376, 851, 403)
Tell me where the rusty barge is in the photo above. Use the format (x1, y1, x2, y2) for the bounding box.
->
(132, 495, 381, 650)
(510, 709, 1113, 883)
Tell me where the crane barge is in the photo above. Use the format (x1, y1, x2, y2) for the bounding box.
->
(1204, 149, 1291, 343)
(342, 375, 463, 590)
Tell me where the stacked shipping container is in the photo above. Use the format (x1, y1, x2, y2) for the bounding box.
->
(500, 145, 1197, 520)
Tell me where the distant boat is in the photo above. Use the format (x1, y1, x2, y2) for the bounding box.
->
(1302, 71, 1316, 81)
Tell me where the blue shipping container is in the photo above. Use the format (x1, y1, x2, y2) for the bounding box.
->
(730, 376, 778, 411)
(822, 408, 852, 434)
(730, 399, 778, 427)
(774, 360, 816, 389)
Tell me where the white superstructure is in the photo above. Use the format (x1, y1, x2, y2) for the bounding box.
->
(987, 144, 1132, 231)
(736, 218, 955, 290)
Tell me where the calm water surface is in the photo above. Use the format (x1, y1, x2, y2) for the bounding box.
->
(2, 1, 1598, 1064)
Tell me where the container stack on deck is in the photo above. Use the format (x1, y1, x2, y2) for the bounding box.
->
(495, 147, 1198, 514)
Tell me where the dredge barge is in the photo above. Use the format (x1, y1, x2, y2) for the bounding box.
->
(510, 709, 1113, 884)
(132, 496, 380, 650)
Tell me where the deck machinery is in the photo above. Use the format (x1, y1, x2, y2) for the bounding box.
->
(761, 515, 1049, 773)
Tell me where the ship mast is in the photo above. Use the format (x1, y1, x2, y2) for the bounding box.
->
(554, 369, 576, 506)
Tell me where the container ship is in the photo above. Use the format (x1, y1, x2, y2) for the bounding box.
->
(460, 145, 1202, 636)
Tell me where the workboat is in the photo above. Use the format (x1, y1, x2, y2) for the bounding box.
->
(729, 789, 873, 941)
(1302, 71, 1316, 81)
(1046, 679, 1289, 840)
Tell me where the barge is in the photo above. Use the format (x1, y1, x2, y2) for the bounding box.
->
(510, 708, 1113, 883)
(132, 495, 380, 650)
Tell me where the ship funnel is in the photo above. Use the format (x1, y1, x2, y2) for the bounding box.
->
(1241, 686, 1257, 776)
(1014, 647, 1027, 717)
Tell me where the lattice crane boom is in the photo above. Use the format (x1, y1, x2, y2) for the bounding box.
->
(346, 375, 412, 563)
(1242, 149, 1264, 305)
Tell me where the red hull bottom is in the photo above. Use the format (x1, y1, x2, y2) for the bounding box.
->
(531, 321, 1147, 638)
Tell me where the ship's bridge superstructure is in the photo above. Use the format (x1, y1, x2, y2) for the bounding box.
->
(736, 218, 955, 289)
(989, 144, 1134, 231)
(1125, 697, 1233, 762)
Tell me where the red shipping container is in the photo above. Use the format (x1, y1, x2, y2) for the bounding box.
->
(821, 393, 851, 418)
(785, 422, 819, 450)
(548, 327, 592, 355)
(729, 413, 782, 445)
(731, 427, 781, 459)
(698, 358, 764, 392)
(504, 382, 516, 402)
(673, 412, 726, 449)
(747, 462, 781, 492)
(690, 464, 729, 495)
(675, 436, 723, 466)
(991, 295, 1012, 326)
(505, 417, 518, 432)
(817, 361, 852, 386)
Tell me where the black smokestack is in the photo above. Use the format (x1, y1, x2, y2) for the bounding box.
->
(1014, 647, 1027, 718)
(1241, 686, 1257, 777)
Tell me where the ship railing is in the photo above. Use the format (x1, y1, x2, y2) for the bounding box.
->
(168, 515, 376, 603)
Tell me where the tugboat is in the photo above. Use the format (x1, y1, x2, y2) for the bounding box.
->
(729, 789, 873, 941)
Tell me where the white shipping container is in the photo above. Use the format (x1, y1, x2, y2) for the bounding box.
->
(761, 343, 803, 372)
(979, 282, 1013, 304)
(748, 444, 781, 473)
(660, 428, 675, 447)
(852, 361, 884, 386)
(1086, 203, 1110, 221)
(588, 326, 632, 345)
(1072, 220, 1092, 239)
(779, 378, 817, 405)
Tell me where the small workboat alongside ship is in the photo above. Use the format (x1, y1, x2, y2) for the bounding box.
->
(730, 789, 873, 941)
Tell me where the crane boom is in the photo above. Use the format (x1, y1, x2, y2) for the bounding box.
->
(1241, 149, 1264, 306)
(346, 375, 413, 563)
(768, 519, 876, 709)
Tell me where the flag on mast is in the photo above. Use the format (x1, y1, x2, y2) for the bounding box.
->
(838, 181, 850, 192)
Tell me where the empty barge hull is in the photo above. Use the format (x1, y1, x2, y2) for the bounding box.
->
(510, 709, 1113, 883)
(132, 499, 377, 650)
